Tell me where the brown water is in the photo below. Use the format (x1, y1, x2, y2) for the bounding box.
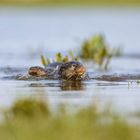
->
(0, 7, 140, 115)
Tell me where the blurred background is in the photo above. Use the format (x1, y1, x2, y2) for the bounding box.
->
(0, 0, 140, 67)
(0, 0, 140, 109)
(0, 1, 140, 140)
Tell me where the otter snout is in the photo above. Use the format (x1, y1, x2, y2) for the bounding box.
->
(76, 66, 86, 75)
(28, 66, 47, 77)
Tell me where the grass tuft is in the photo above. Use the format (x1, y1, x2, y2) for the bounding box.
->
(0, 98, 139, 140)
(80, 34, 122, 69)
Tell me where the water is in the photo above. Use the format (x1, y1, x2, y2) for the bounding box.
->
(0, 7, 140, 115)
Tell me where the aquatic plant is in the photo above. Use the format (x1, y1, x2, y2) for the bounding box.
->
(80, 34, 121, 69)
(41, 55, 51, 67)
(41, 51, 78, 67)
(0, 0, 140, 6)
(136, 80, 140, 84)
(0, 98, 139, 140)
(40, 35, 122, 70)
(8, 99, 50, 119)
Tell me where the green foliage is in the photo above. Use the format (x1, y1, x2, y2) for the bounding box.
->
(80, 34, 122, 69)
(41, 52, 78, 67)
(8, 99, 50, 119)
(0, 98, 139, 140)
(41, 55, 51, 67)
(0, 0, 140, 6)
(55, 52, 63, 62)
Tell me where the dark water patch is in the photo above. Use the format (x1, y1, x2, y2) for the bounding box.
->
(94, 74, 140, 82)
(95, 82, 125, 87)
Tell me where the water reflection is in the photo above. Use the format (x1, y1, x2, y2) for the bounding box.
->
(28, 80, 85, 91)
(60, 81, 85, 91)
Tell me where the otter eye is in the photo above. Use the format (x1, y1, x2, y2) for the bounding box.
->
(72, 64, 76, 67)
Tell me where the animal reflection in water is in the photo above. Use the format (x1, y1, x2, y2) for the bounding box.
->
(28, 81, 85, 91)
(60, 81, 85, 90)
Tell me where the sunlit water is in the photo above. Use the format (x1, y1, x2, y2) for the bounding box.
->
(0, 7, 140, 115)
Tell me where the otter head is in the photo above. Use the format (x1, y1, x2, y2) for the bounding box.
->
(28, 66, 47, 77)
(59, 61, 86, 80)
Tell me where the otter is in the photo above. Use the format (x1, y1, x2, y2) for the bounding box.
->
(18, 61, 88, 81)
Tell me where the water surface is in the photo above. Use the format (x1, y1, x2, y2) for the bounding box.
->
(0, 7, 140, 115)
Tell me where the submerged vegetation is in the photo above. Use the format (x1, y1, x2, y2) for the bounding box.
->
(0, 98, 139, 140)
(80, 34, 121, 69)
